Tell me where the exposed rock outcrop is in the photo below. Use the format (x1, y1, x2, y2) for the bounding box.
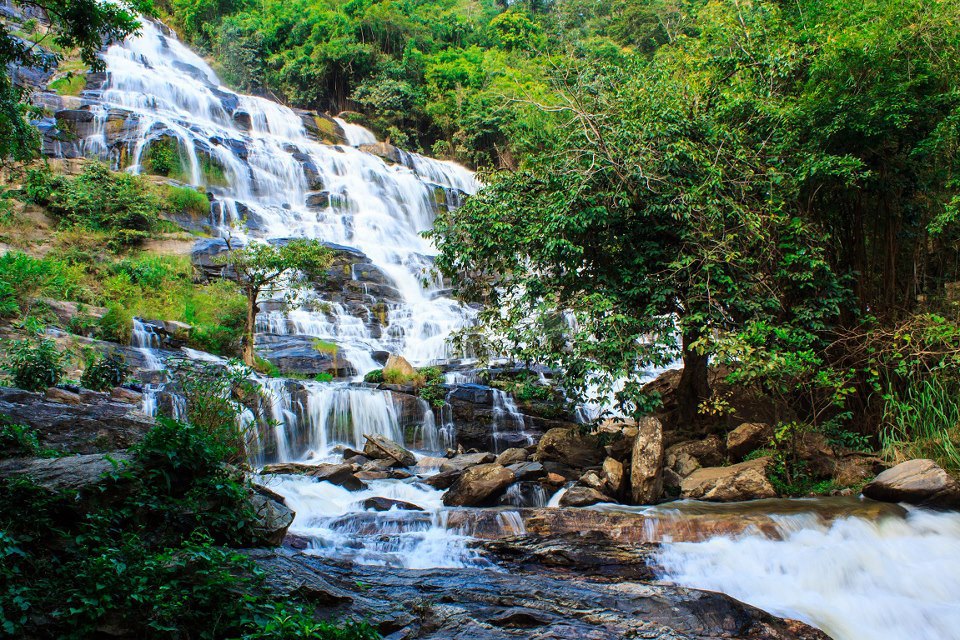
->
(630, 417, 664, 504)
(681, 457, 777, 502)
(442, 463, 515, 507)
(863, 459, 960, 509)
(363, 434, 417, 467)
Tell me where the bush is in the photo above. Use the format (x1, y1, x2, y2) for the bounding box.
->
(1, 336, 66, 391)
(98, 302, 133, 344)
(363, 368, 384, 383)
(165, 185, 210, 217)
(0, 416, 44, 458)
(80, 349, 129, 391)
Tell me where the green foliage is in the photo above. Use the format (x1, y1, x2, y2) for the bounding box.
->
(1, 336, 67, 392)
(48, 73, 87, 96)
(363, 368, 384, 383)
(143, 137, 187, 178)
(418, 382, 447, 409)
(314, 371, 334, 383)
(80, 349, 129, 391)
(0, 414, 379, 638)
(25, 163, 164, 247)
(97, 302, 133, 343)
(0, 416, 47, 458)
(882, 374, 960, 474)
(164, 184, 211, 217)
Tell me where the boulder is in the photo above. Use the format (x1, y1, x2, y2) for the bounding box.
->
(726, 422, 773, 461)
(440, 452, 496, 473)
(631, 417, 664, 504)
(442, 463, 515, 507)
(0, 387, 153, 454)
(362, 434, 416, 467)
(863, 459, 960, 508)
(384, 354, 416, 378)
(535, 427, 604, 469)
(559, 486, 611, 507)
(507, 461, 545, 482)
(422, 469, 463, 490)
(601, 457, 626, 496)
(665, 435, 725, 473)
(260, 462, 367, 491)
(362, 497, 424, 512)
(681, 457, 776, 502)
(250, 484, 295, 546)
(495, 447, 529, 466)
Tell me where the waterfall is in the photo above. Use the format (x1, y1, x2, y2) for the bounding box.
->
(656, 507, 960, 640)
(87, 19, 478, 374)
(490, 389, 533, 453)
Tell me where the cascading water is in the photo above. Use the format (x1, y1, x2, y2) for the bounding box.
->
(655, 506, 960, 640)
(90, 19, 478, 375)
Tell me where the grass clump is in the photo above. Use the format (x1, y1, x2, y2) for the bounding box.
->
(881, 375, 960, 474)
(48, 73, 86, 96)
(164, 184, 210, 217)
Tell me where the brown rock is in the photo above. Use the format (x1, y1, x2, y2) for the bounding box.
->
(45, 387, 83, 404)
(110, 387, 143, 404)
(362, 497, 424, 512)
(261, 462, 367, 491)
(559, 486, 611, 507)
(495, 447, 528, 466)
(440, 452, 496, 473)
(423, 469, 463, 489)
(544, 472, 566, 486)
(631, 417, 664, 504)
(681, 458, 776, 502)
(362, 434, 416, 467)
(601, 457, 625, 495)
(383, 354, 416, 378)
(726, 422, 773, 461)
(443, 463, 515, 507)
(863, 459, 960, 508)
(665, 435, 725, 471)
(535, 427, 604, 468)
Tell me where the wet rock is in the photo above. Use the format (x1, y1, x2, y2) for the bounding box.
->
(362, 497, 424, 512)
(442, 463, 515, 507)
(305, 191, 330, 209)
(255, 334, 357, 378)
(535, 427, 604, 469)
(727, 422, 773, 461)
(359, 141, 403, 164)
(363, 434, 417, 467)
(863, 459, 960, 508)
(0, 387, 153, 454)
(439, 452, 495, 473)
(362, 458, 398, 473)
(495, 447, 528, 466)
(507, 461, 545, 481)
(559, 486, 611, 507)
(250, 484, 295, 546)
(631, 416, 664, 504)
(246, 549, 353, 604)
(422, 468, 463, 490)
(261, 462, 367, 491)
(232, 109, 252, 130)
(681, 457, 777, 502)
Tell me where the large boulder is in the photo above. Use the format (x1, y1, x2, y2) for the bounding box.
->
(863, 459, 960, 508)
(362, 497, 424, 512)
(442, 463, 515, 507)
(680, 458, 776, 502)
(535, 427, 604, 469)
(0, 387, 153, 454)
(383, 354, 416, 378)
(601, 457, 626, 496)
(665, 435, 725, 475)
(363, 434, 416, 467)
(631, 417, 664, 504)
(726, 422, 773, 461)
(559, 486, 610, 508)
(439, 452, 495, 473)
(495, 447, 529, 466)
(250, 484, 295, 546)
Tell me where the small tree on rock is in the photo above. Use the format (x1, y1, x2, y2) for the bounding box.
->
(216, 239, 332, 366)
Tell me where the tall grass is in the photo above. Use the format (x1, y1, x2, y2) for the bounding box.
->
(881, 375, 960, 473)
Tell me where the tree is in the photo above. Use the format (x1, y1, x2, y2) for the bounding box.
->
(216, 239, 332, 366)
(431, 3, 847, 423)
(0, 0, 143, 163)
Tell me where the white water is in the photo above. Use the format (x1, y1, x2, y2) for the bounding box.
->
(91, 19, 478, 373)
(656, 507, 960, 640)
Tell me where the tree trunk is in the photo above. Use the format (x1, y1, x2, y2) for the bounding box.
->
(242, 289, 258, 367)
(676, 332, 710, 426)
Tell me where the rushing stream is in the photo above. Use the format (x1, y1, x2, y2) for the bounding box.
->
(47, 15, 960, 639)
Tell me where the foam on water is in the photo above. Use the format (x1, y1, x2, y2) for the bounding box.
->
(656, 507, 960, 640)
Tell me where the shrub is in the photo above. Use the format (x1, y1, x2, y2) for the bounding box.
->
(0, 416, 43, 458)
(98, 302, 133, 344)
(165, 185, 210, 217)
(314, 372, 334, 382)
(1, 337, 66, 392)
(363, 368, 384, 383)
(80, 349, 129, 391)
